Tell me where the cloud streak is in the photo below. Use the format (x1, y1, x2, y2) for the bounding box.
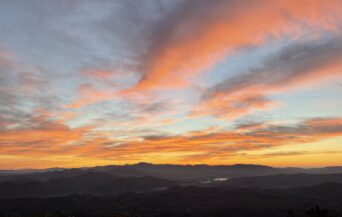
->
(129, 0, 342, 92)
(1, 117, 341, 168)
(0, 1, 342, 168)
(192, 36, 342, 119)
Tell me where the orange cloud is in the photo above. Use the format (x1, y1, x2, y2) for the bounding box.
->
(2, 117, 341, 168)
(128, 0, 342, 92)
(191, 94, 280, 120)
(0, 108, 92, 158)
(81, 69, 118, 79)
(192, 36, 342, 119)
(71, 117, 342, 165)
(66, 83, 117, 108)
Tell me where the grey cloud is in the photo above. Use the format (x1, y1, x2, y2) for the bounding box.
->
(249, 117, 342, 138)
(0, 53, 63, 131)
(234, 121, 266, 130)
(206, 36, 342, 98)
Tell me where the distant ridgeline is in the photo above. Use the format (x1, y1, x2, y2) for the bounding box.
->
(0, 163, 342, 216)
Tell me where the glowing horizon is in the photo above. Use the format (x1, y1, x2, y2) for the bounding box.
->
(0, 0, 342, 169)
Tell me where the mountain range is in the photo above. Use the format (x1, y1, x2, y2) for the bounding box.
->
(1, 163, 342, 216)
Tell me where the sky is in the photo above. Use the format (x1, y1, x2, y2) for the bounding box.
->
(0, 0, 342, 169)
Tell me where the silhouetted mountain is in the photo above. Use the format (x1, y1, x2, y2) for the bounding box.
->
(1, 164, 342, 216)
(0, 172, 175, 198)
(0, 168, 86, 183)
(0, 168, 62, 175)
(2, 164, 342, 184)
(213, 173, 342, 188)
(129, 163, 278, 180)
(307, 166, 342, 174)
(0, 183, 341, 217)
(0, 167, 146, 183)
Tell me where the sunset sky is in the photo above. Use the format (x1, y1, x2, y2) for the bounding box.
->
(0, 0, 342, 169)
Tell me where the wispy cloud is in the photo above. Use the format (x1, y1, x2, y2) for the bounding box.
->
(0, 1, 342, 168)
(2, 117, 340, 167)
(192, 37, 342, 119)
(128, 0, 342, 92)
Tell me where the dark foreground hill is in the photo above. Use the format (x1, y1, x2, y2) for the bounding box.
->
(1, 164, 342, 216)
(0, 182, 341, 217)
(0, 172, 175, 198)
(2, 171, 342, 199)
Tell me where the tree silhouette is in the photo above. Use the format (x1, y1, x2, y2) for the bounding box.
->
(305, 205, 335, 217)
(287, 205, 337, 217)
